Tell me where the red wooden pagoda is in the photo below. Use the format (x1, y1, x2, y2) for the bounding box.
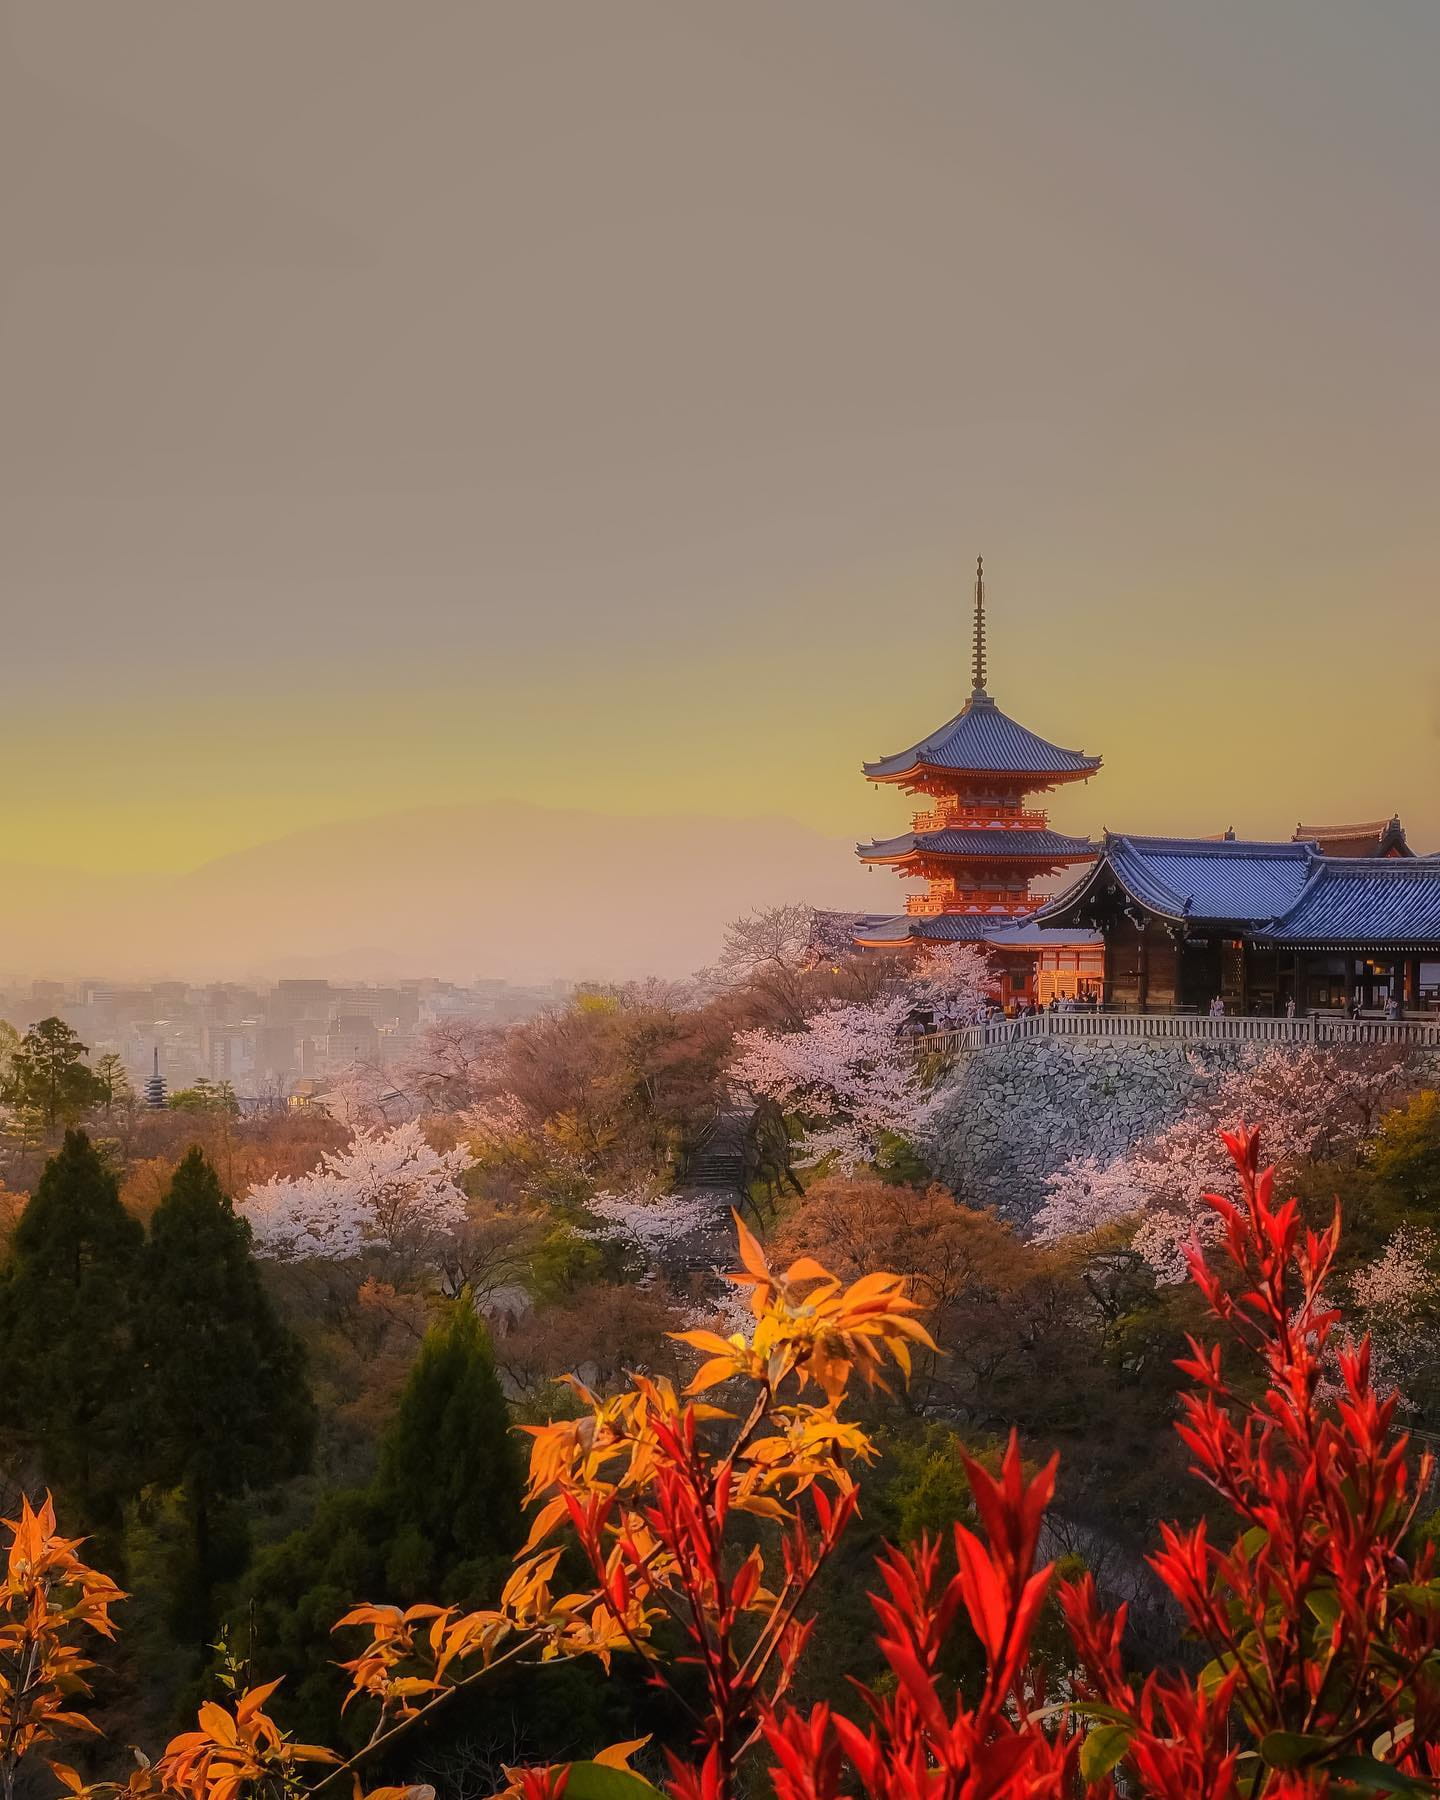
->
(853, 560, 1103, 997)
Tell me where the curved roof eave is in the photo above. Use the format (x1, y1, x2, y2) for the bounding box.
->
(856, 828, 1095, 863)
(861, 692, 1102, 783)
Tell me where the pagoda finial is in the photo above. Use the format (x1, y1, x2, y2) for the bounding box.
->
(971, 555, 987, 694)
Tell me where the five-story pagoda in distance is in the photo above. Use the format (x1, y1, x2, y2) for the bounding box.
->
(853, 559, 1101, 964)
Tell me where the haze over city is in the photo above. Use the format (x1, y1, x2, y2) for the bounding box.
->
(5, 1, 1438, 980)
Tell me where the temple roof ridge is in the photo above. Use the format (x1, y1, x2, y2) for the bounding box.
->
(1034, 829, 1440, 946)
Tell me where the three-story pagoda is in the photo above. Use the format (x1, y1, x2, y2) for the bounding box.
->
(854, 559, 1101, 958)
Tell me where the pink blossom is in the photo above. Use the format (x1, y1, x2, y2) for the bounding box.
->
(912, 943, 994, 1024)
(729, 993, 928, 1172)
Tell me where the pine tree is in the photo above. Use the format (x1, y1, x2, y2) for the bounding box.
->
(94, 1052, 133, 1113)
(0, 1130, 144, 1531)
(0, 1018, 105, 1137)
(141, 1148, 315, 1631)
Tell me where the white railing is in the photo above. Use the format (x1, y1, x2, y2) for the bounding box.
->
(912, 1011, 1440, 1057)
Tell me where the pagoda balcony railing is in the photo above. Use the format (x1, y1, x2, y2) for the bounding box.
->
(905, 893, 1031, 916)
(912, 805, 1049, 833)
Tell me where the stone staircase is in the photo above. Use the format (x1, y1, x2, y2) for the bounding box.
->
(668, 1110, 750, 1277)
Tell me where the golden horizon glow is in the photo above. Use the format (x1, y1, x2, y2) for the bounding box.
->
(4, 2, 1438, 978)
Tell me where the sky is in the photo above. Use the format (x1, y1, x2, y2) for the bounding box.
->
(3, 2, 1438, 975)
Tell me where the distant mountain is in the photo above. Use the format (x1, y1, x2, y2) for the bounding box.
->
(0, 802, 888, 983)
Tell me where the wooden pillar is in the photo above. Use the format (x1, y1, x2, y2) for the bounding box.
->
(1137, 925, 1150, 1014)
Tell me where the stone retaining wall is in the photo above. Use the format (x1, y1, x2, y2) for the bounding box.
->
(921, 1038, 1439, 1227)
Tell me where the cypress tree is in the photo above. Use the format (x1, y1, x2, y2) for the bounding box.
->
(370, 1297, 524, 1595)
(239, 1298, 524, 1741)
(0, 1130, 144, 1532)
(141, 1147, 315, 1630)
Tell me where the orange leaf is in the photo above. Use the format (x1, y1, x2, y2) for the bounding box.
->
(523, 1496, 570, 1552)
(593, 1737, 651, 1771)
(196, 1703, 239, 1748)
(781, 1256, 834, 1284)
(731, 1211, 770, 1280)
(684, 1357, 740, 1395)
(668, 1329, 736, 1357)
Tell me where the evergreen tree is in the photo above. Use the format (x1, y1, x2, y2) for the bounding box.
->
(0, 1130, 144, 1531)
(237, 1298, 525, 1742)
(0, 1018, 105, 1137)
(94, 1052, 134, 1113)
(141, 1148, 315, 1635)
(370, 1298, 524, 1594)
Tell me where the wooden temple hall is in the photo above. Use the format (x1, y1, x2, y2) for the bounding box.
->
(849, 559, 1440, 1014)
(1032, 833, 1440, 1016)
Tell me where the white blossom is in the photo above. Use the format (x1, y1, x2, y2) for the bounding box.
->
(241, 1121, 473, 1263)
(1033, 1154, 1148, 1241)
(1339, 1226, 1440, 1403)
(910, 943, 994, 1025)
(1034, 1047, 1415, 1284)
(729, 993, 929, 1172)
(584, 1187, 713, 1261)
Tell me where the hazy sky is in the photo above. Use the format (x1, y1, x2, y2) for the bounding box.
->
(4, 2, 1438, 912)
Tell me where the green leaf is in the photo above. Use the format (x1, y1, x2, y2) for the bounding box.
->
(1239, 1524, 1269, 1557)
(561, 1766, 666, 1800)
(1393, 1582, 1440, 1615)
(1329, 1754, 1436, 1794)
(1079, 1723, 1133, 1785)
(1260, 1731, 1334, 1769)
(1305, 1587, 1342, 1627)
(1198, 1653, 1237, 1696)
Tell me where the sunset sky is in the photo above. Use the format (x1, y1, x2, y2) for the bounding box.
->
(4, 2, 1438, 973)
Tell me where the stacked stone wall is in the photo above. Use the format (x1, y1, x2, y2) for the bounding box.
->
(922, 1038, 1439, 1227)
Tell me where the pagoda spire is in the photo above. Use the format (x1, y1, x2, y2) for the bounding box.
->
(971, 554, 987, 694)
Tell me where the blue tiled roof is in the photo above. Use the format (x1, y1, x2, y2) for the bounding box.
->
(1102, 836, 1317, 922)
(852, 913, 1015, 946)
(863, 691, 1101, 782)
(1267, 857, 1440, 947)
(857, 828, 1093, 862)
(852, 911, 1105, 947)
(1034, 834, 1440, 948)
(984, 920, 1105, 950)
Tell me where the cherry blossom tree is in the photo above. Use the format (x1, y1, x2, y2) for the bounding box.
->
(910, 941, 994, 1024)
(240, 1120, 473, 1265)
(583, 1185, 714, 1266)
(1036, 1045, 1416, 1282)
(397, 1017, 500, 1112)
(729, 993, 929, 1172)
(1341, 1224, 1440, 1403)
(1033, 1154, 1148, 1242)
(321, 1060, 415, 1129)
